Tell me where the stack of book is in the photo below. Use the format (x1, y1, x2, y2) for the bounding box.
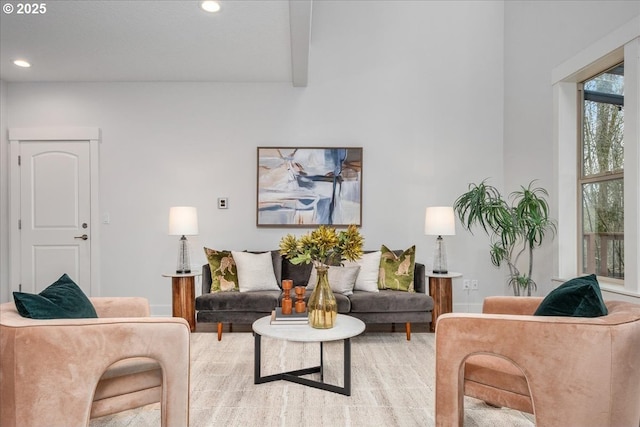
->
(270, 307, 308, 325)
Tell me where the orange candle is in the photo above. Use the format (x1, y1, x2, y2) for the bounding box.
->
(281, 280, 293, 315)
(294, 286, 306, 313)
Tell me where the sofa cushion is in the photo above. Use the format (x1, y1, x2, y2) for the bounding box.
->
(281, 259, 313, 287)
(300, 289, 351, 313)
(306, 266, 360, 296)
(336, 293, 351, 313)
(204, 247, 239, 292)
(269, 250, 284, 285)
(196, 290, 281, 312)
(343, 251, 381, 292)
(232, 251, 280, 292)
(378, 245, 416, 292)
(13, 274, 98, 319)
(534, 274, 608, 317)
(348, 289, 431, 313)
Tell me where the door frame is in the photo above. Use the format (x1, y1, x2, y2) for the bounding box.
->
(9, 127, 101, 296)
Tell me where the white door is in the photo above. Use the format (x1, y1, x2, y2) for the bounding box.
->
(18, 141, 92, 294)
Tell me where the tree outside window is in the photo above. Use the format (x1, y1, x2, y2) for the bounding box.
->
(580, 63, 624, 279)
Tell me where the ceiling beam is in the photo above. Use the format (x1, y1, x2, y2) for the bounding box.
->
(289, 0, 312, 87)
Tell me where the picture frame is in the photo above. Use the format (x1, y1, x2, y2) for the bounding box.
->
(257, 147, 363, 227)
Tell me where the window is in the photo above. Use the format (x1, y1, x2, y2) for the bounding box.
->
(579, 64, 624, 280)
(553, 21, 639, 297)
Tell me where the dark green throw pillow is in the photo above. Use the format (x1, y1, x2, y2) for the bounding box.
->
(534, 274, 608, 317)
(13, 274, 98, 319)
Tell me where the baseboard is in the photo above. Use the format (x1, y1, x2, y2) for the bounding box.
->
(150, 304, 172, 317)
(452, 302, 483, 313)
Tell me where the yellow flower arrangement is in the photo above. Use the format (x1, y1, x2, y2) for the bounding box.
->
(279, 224, 364, 267)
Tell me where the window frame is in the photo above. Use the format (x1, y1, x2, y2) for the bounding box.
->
(577, 67, 625, 284)
(553, 18, 639, 298)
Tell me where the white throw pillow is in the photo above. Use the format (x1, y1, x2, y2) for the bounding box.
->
(344, 251, 381, 292)
(306, 266, 361, 296)
(231, 251, 280, 292)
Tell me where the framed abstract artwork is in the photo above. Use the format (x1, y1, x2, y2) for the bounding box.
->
(257, 147, 363, 227)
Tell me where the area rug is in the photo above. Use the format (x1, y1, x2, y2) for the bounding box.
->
(90, 332, 535, 427)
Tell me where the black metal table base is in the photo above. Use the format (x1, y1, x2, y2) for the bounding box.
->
(254, 333, 352, 396)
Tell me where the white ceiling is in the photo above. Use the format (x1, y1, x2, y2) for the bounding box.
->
(0, 0, 311, 85)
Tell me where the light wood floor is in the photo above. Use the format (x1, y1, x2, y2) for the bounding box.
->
(90, 331, 535, 427)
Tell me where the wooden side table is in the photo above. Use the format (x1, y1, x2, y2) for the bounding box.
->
(162, 272, 200, 332)
(426, 271, 462, 332)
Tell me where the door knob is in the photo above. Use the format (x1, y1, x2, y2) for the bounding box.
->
(74, 234, 89, 241)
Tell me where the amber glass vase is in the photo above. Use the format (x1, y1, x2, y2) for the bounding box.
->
(307, 265, 337, 329)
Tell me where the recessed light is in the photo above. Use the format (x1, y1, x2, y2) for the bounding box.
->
(201, 1, 220, 13)
(13, 59, 31, 68)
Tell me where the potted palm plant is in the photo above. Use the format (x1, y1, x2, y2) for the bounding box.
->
(453, 180, 557, 296)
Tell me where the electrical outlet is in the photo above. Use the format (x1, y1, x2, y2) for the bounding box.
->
(463, 279, 470, 290)
(471, 279, 479, 290)
(217, 197, 228, 209)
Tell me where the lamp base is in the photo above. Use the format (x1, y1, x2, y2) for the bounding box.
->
(176, 235, 191, 275)
(432, 235, 448, 275)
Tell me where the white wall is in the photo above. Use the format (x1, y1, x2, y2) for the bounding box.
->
(1, 1, 505, 313)
(503, 1, 640, 297)
(0, 80, 8, 303)
(9, 1, 638, 312)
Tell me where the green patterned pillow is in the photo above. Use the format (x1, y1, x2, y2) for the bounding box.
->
(204, 247, 238, 292)
(378, 245, 416, 292)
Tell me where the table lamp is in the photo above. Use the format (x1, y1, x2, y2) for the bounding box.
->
(169, 206, 199, 274)
(425, 206, 455, 274)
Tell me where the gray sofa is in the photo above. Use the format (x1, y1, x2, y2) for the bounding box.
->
(196, 250, 434, 340)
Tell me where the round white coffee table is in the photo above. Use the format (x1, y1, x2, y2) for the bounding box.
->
(252, 314, 365, 396)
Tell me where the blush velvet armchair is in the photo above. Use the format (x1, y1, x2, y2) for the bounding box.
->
(0, 297, 191, 427)
(435, 296, 640, 427)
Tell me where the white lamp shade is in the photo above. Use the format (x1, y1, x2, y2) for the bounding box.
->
(425, 206, 455, 236)
(169, 207, 199, 236)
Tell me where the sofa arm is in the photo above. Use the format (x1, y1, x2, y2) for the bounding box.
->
(1, 316, 190, 427)
(481, 296, 543, 315)
(435, 312, 615, 427)
(414, 262, 426, 293)
(90, 297, 150, 318)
